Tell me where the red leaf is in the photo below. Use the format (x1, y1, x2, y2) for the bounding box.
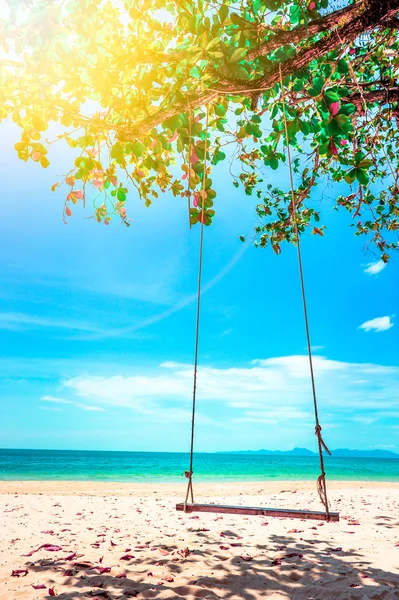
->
(11, 569, 28, 577)
(97, 567, 111, 574)
(23, 543, 62, 556)
(177, 547, 190, 558)
(271, 558, 281, 566)
(115, 573, 127, 579)
(64, 552, 77, 561)
(32, 584, 46, 589)
(120, 554, 135, 560)
(49, 588, 56, 596)
(219, 546, 229, 551)
(285, 553, 303, 559)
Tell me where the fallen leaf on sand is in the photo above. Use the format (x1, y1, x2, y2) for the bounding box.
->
(32, 584, 46, 589)
(11, 570, 28, 577)
(115, 573, 126, 578)
(64, 552, 77, 561)
(120, 554, 135, 560)
(23, 543, 63, 556)
(239, 555, 253, 561)
(49, 588, 56, 596)
(271, 558, 281, 566)
(287, 529, 303, 534)
(97, 567, 111, 574)
(177, 547, 190, 558)
(161, 574, 174, 582)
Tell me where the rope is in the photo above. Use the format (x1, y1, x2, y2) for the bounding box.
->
(184, 105, 209, 511)
(279, 64, 331, 519)
(187, 107, 193, 230)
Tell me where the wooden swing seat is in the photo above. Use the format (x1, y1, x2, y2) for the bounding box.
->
(176, 502, 339, 521)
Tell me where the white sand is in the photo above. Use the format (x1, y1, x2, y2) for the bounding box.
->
(1, 480, 398, 599)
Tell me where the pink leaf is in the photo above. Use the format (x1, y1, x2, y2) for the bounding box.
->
(239, 555, 253, 562)
(193, 192, 199, 207)
(190, 150, 199, 165)
(115, 573, 127, 579)
(32, 584, 46, 589)
(23, 543, 62, 556)
(271, 558, 281, 566)
(97, 567, 111, 574)
(64, 553, 76, 561)
(330, 101, 340, 116)
(161, 575, 174, 582)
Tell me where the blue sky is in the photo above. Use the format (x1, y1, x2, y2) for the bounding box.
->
(0, 118, 398, 453)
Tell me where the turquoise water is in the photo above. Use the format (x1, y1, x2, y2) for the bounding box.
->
(0, 449, 398, 482)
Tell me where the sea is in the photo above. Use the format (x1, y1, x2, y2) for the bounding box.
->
(0, 449, 398, 482)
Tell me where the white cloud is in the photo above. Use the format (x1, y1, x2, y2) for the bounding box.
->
(359, 316, 394, 332)
(62, 356, 399, 431)
(364, 261, 387, 275)
(0, 312, 101, 334)
(41, 395, 105, 412)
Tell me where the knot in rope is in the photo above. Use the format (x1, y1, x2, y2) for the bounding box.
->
(183, 470, 193, 479)
(315, 424, 331, 456)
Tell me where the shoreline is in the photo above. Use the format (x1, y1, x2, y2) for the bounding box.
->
(1, 478, 398, 496)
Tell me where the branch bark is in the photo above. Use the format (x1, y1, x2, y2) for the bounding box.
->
(124, 0, 399, 139)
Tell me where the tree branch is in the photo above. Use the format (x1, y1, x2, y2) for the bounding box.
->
(246, 2, 360, 60)
(124, 0, 399, 139)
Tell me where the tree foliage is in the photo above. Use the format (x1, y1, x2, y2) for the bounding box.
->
(1, 0, 399, 259)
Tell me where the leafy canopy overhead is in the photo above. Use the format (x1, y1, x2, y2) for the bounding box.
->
(1, 0, 399, 259)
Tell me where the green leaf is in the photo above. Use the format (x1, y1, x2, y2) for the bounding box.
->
(230, 47, 247, 62)
(219, 4, 228, 21)
(110, 143, 125, 164)
(355, 168, 369, 185)
(308, 76, 324, 97)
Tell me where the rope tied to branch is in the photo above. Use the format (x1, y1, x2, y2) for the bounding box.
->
(183, 105, 209, 513)
(279, 63, 331, 520)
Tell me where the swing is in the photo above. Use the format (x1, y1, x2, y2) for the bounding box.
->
(176, 68, 339, 523)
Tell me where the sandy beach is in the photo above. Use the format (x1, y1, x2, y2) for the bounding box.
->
(1, 480, 398, 599)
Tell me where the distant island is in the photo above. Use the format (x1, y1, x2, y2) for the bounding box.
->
(220, 447, 399, 459)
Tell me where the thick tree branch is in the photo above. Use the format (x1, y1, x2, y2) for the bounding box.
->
(125, 0, 399, 139)
(344, 87, 399, 111)
(246, 2, 360, 60)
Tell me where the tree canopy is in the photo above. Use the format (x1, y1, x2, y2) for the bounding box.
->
(1, 0, 399, 259)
